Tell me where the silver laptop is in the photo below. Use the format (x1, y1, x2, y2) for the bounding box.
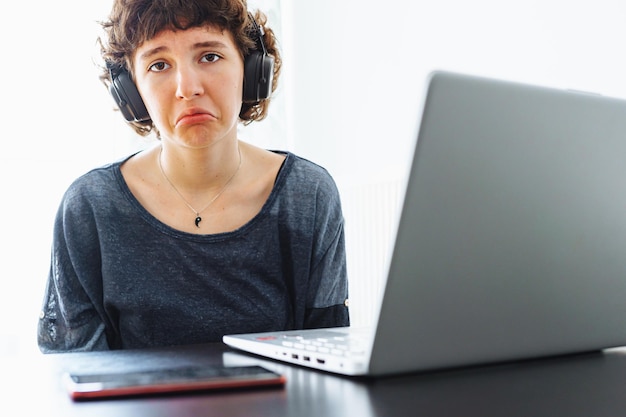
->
(224, 70, 626, 377)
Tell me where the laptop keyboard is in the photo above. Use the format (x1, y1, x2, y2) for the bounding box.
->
(268, 331, 368, 358)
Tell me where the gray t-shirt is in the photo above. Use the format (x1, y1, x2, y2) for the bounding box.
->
(38, 151, 349, 353)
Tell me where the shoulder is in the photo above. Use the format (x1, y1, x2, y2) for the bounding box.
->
(61, 155, 133, 207)
(273, 152, 343, 220)
(283, 152, 333, 178)
(278, 152, 339, 194)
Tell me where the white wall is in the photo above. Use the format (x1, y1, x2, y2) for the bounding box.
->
(1, 0, 625, 354)
(287, 0, 626, 182)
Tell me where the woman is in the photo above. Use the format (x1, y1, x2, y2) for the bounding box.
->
(37, 0, 349, 353)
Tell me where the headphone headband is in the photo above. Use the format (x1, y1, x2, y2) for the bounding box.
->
(248, 13, 268, 55)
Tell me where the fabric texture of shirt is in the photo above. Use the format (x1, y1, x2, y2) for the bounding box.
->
(38, 151, 349, 353)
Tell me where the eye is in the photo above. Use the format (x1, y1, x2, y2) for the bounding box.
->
(148, 61, 170, 72)
(200, 53, 221, 63)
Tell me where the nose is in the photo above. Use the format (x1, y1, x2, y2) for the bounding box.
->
(175, 66, 204, 100)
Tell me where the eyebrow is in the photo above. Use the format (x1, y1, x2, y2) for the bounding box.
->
(138, 40, 230, 61)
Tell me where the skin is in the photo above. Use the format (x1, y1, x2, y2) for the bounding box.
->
(119, 25, 285, 234)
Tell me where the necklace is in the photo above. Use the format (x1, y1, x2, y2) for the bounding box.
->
(158, 146, 242, 228)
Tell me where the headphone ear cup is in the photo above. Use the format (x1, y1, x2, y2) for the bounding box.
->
(109, 69, 151, 122)
(243, 50, 275, 103)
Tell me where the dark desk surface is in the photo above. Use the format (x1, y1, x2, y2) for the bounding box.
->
(5, 343, 626, 416)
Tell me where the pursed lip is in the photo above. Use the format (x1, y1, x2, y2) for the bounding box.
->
(175, 108, 216, 126)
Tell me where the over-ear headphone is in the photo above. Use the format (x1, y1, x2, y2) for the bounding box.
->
(108, 62, 150, 122)
(107, 14, 275, 122)
(242, 14, 275, 104)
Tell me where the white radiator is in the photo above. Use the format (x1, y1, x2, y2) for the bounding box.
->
(339, 179, 405, 328)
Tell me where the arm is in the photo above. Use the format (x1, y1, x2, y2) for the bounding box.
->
(37, 184, 110, 353)
(303, 171, 350, 329)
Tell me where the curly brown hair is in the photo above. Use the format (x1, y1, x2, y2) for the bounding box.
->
(98, 0, 282, 136)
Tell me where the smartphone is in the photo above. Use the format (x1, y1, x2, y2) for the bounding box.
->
(63, 365, 286, 400)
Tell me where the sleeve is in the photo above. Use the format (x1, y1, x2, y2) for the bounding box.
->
(37, 186, 110, 353)
(303, 171, 350, 329)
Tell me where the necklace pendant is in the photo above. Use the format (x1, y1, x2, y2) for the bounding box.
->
(195, 216, 202, 228)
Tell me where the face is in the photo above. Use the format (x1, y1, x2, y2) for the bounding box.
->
(132, 25, 245, 148)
